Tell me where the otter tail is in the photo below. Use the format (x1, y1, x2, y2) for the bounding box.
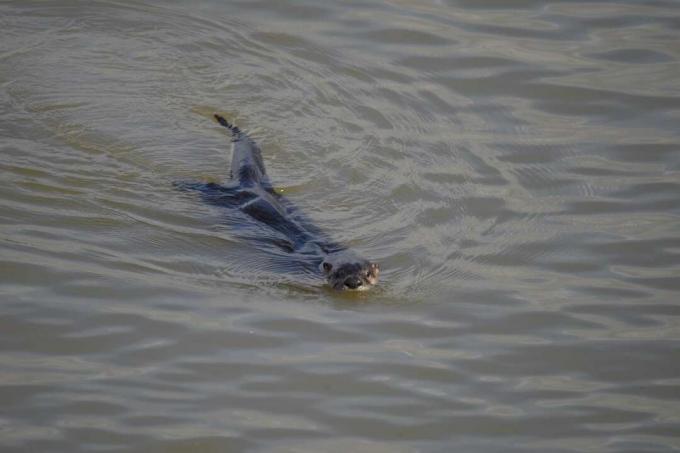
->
(213, 113, 268, 187)
(214, 114, 242, 138)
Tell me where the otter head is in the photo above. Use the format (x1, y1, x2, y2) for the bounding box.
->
(320, 250, 380, 291)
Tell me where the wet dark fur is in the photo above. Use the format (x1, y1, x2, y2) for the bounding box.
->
(176, 115, 379, 290)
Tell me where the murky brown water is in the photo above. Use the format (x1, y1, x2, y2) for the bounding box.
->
(2, 0, 680, 451)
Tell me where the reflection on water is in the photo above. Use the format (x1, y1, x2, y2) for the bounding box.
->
(1, 0, 679, 451)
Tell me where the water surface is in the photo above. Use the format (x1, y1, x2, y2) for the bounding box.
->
(1, 0, 680, 451)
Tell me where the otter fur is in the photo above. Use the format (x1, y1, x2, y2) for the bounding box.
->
(177, 114, 380, 291)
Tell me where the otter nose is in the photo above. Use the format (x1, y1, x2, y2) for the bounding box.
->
(344, 277, 363, 289)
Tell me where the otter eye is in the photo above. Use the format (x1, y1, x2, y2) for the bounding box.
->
(323, 262, 332, 272)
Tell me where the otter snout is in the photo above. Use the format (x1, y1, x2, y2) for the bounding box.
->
(344, 277, 363, 289)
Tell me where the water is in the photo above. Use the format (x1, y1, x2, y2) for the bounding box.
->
(1, 0, 680, 451)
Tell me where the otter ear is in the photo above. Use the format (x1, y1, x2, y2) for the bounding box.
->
(323, 262, 333, 273)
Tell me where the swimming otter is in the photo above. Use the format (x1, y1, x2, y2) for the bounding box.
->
(177, 114, 379, 291)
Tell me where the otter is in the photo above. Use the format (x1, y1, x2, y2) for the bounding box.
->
(176, 114, 379, 291)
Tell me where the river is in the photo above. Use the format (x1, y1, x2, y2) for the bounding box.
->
(1, 0, 679, 451)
